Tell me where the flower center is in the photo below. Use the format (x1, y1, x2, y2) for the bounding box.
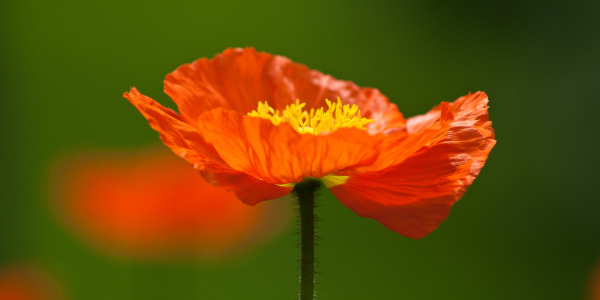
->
(247, 98, 374, 135)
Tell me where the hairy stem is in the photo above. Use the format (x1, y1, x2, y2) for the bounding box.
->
(293, 179, 320, 300)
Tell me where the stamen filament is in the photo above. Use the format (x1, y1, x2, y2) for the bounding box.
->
(248, 98, 374, 135)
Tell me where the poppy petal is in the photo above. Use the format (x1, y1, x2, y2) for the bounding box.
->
(197, 160, 293, 205)
(406, 103, 443, 134)
(124, 88, 224, 165)
(331, 92, 495, 239)
(164, 47, 405, 133)
(196, 107, 383, 185)
(341, 92, 493, 176)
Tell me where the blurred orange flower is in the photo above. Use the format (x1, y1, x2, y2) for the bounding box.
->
(591, 258, 600, 300)
(50, 148, 290, 260)
(0, 265, 62, 300)
(125, 47, 495, 239)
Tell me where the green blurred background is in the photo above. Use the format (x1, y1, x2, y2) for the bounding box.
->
(1, 0, 599, 299)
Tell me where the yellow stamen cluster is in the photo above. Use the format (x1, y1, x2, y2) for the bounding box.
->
(247, 98, 374, 135)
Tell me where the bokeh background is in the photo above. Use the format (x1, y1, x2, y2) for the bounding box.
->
(1, 0, 599, 299)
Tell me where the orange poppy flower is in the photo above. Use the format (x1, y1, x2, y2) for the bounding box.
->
(0, 265, 62, 300)
(124, 47, 495, 239)
(50, 148, 290, 260)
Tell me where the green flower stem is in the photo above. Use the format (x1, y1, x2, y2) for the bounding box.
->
(293, 179, 321, 300)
